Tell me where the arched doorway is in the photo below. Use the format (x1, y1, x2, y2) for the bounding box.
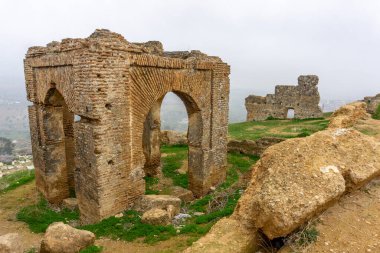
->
(286, 108, 295, 119)
(142, 90, 202, 195)
(41, 87, 75, 203)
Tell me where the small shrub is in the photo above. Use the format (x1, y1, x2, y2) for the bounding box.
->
(285, 220, 320, 251)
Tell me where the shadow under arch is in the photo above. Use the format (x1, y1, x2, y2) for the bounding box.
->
(142, 89, 203, 195)
(40, 86, 76, 203)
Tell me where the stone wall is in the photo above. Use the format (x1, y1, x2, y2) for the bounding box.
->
(227, 137, 285, 156)
(363, 93, 380, 115)
(24, 29, 230, 224)
(245, 75, 323, 121)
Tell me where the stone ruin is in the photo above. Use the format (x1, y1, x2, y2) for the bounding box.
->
(245, 75, 323, 121)
(363, 93, 380, 115)
(24, 29, 230, 224)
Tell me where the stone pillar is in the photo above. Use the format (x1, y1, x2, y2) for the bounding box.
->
(142, 99, 163, 176)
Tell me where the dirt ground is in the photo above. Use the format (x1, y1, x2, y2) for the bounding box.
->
(0, 182, 194, 253)
(280, 178, 380, 253)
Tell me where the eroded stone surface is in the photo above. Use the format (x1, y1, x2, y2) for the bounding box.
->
(0, 233, 22, 253)
(62, 198, 78, 210)
(245, 75, 323, 121)
(233, 128, 380, 239)
(40, 222, 95, 253)
(183, 218, 258, 253)
(24, 29, 230, 224)
(133, 195, 181, 214)
(329, 102, 370, 129)
(141, 208, 170, 226)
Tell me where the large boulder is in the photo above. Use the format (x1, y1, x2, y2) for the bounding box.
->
(133, 195, 181, 213)
(233, 127, 380, 239)
(40, 222, 95, 253)
(329, 102, 370, 129)
(169, 186, 194, 202)
(0, 233, 23, 253)
(62, 198, 78, 210)
(183, 218, 258, 253)
(160, 130, 187, 145)
(141, 208, 171, 225)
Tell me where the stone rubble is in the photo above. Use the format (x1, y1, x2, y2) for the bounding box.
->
(40, 222, 95, 253)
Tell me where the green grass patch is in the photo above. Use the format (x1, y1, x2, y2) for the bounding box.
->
(0, 169, 35, 193)
(228, 118, 329, 141)
(80, 245, 103, 253)
(80, 210, 177, 244)
(144, 176, 159, 194)
(194, 190, 241, 224)
(161, 144, 188, 189)
(18, 146, 259, 245)
(373, 104, 380, 120)
(16, 198, 80, 233)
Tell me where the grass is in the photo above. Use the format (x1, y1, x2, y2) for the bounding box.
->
(80, 246, 103, 253)
(16, 198, 80, 233)
(160, 144, 188, 189)
(373, 104, 380, 120)
(80, 210, 177, 244)
(228, 118, 329, 141)
(144, 176, 160, 195)
(0, 169, 35, 193)
(16, 146, 259, 245)
(284, 219, 320, 251)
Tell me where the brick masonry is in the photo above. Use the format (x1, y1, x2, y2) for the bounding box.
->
(24, 29, 230, 224)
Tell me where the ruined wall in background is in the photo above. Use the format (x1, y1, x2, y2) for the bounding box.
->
(363, 93, 380, 115)
(245, 75, 323, 121)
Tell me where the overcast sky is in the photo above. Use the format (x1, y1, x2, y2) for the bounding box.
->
(0, 0, 379, 101)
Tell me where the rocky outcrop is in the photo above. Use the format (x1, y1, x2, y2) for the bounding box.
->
(227, 137, 285, 156)
(40, 222, 95, 253)
(0, 233, 22, 253)
(329, 102, 370, 129)
(160, 130, 187, 145)
(185, 103, 380, 252)
(183, 218, 258, 253)
(233, 127, 380, 239)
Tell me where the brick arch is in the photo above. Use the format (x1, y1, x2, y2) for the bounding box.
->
(129, 67, 212, 196)
(141, 90, 203, 182)
(37, 87, 76, 203)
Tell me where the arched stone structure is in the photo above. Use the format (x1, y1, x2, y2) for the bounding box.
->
(24, 29, 230, 224)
